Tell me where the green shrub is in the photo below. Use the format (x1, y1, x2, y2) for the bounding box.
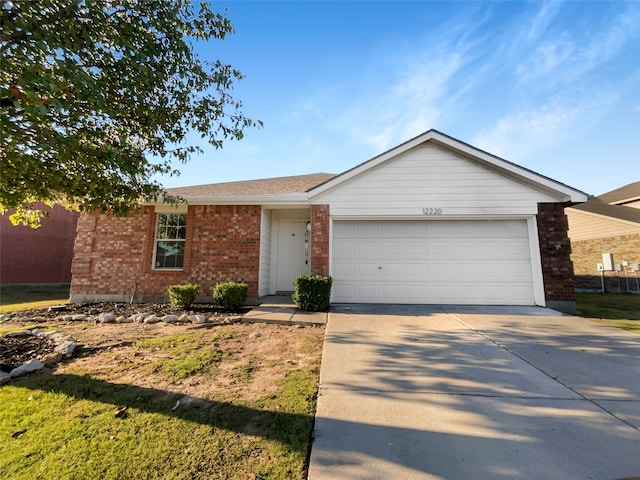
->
(167, 283, 199, 308)
(292, 275, 332, 311)
(213, 281, 248, 310)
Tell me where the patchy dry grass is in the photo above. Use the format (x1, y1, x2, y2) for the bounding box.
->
(0, 321, 324, 479)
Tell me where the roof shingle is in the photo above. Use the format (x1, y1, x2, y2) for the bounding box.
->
(165, 173, 336, 198)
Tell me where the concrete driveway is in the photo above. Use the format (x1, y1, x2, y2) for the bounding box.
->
(308, 305, 640, 480)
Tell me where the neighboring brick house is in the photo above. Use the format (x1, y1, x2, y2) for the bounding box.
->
(1, 203, 80, 284)
(71, 130, 588, 311)
(565, 181, 640, 292)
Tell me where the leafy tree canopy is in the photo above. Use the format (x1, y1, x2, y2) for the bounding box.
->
(1, 0, 260, 226)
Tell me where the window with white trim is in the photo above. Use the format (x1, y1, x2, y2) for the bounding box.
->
(153, 213, 187, 269)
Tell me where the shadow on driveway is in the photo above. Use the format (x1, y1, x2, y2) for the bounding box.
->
(309, 305, 640, 479)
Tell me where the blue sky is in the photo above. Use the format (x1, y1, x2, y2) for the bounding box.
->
(159, 1, 640, 197)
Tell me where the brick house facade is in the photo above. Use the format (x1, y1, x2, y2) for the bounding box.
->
(70, 130, 587, 309)
(1, 203, 79, 285)
(565, 181, 640, 292)
(536, 203, 576, 307)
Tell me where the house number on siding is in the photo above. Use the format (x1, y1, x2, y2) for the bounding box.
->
(422, 208, 443, 215)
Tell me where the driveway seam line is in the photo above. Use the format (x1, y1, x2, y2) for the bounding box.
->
(320, 388, 585, 400)
(446, 312, 640, 433)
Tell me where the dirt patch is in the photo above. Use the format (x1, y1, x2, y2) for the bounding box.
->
(1, 304, 325, 402)
(4, 302, 251, 322)
(0, 334, 57, 370)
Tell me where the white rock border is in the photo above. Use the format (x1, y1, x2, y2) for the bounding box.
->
(0, 329, 77, 385)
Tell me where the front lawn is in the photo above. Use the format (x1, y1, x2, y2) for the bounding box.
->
(0, 319, 324, 479)
(575, 293, 640, 334)
(0, 284, 70, 313)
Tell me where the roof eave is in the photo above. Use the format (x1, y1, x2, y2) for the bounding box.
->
(148, 192, 311, 206)
(308, 129, 589, 203)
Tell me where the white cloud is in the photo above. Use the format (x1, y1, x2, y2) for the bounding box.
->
(472, 91, 614, 161)
(516, 36, 575, 83)
(336, 49, 466, 152)
(524, 0, 564, 42)
(515, 2, 640, 86)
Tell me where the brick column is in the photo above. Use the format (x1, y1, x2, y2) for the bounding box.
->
(310, 204, 330, 276)
(536, 202, 576, 312)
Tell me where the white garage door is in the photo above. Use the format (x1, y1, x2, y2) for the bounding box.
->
(332, 220, 534, 305)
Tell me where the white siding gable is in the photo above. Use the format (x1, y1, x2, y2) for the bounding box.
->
(311, 143, 561, 217)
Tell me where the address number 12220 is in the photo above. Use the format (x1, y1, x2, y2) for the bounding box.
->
(422, 208, 443, 215)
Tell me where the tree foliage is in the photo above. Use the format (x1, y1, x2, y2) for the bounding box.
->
(0, 0, 260, 226)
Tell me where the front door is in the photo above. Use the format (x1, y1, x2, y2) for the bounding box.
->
(275, 221, 310, 292)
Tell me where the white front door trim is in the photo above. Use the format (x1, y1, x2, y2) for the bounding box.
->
(270, 220, 310, 294)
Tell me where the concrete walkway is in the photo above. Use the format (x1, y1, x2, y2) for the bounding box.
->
(308, 304, 640, 480)
(241, 296, 327, 326)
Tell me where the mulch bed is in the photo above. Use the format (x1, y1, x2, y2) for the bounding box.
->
(0, 334, 57, 372)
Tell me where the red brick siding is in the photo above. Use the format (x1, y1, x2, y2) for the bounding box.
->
(570, 233, 640, 291)
(536, 203, 576, 302)
(71, 208, 149, 296)
(70, 205, 262, 300)
(310, 204, 330, 276)
(1, 204, 79, 284)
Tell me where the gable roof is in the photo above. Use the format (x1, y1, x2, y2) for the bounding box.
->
(597, 181, 640, 206)
(569, 198, 640, 225)
(163, 173, 336, 204)
(308, 129, 588, 202)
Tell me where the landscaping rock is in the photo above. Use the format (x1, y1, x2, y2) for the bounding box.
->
(143, 315, 160, 324)
(88, 308, 100, 315)
(99, 312, 117, 323)
(6, 330, 34, 337)
(0, 314, 11, 322)
(10, 359, 45, 378)
(132, 313, 149, 323)
(41, 352, 63, 365)
(48, 305, 68, 312)
(162, 315, 180, 323)
(179, 313, 191, 323)
(71, 314, 87, 321)
(0, 371, 11, 385)
(55, 340, 77, 358)
(116, 316, 131, 324)
(189, 315, 208, 324)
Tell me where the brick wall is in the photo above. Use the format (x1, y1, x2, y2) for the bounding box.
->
(570, 233, 640, 292)
(310, 204, 330, 276)
(536, 203, 576, 304)
(1, 204, 79, 284)
(70, 205, 262, 302)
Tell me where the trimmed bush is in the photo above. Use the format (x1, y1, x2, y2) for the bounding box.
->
(292, 275, 332, 311)
(213, 281, 248, 310)
(168, 283, 199, 308)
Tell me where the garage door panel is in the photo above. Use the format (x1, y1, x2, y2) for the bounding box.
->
(356, 242, 379, 257)
(332, 220, 535, 305)
(357, 285, 381, 300)
(333, 241, 355, 258)
(357, 263, 381, 277)
(333, 263, 355, 277)
(405, 263, 428, 277)
(334, 284, 356, 299)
